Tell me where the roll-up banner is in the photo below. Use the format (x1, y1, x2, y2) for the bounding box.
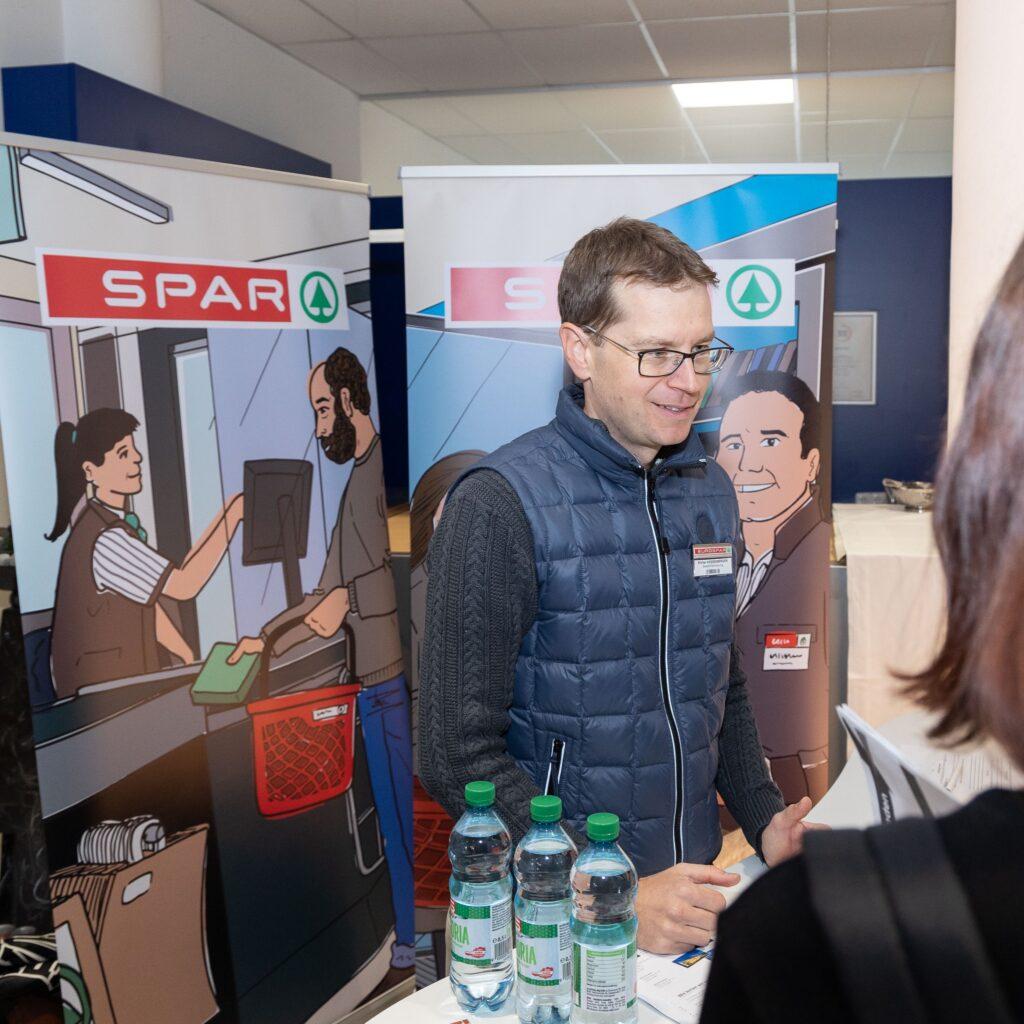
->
(403, 164, 838, 887)
(0, 132, 411, 1023)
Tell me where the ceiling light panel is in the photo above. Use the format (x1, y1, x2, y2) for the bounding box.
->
(673, 78, 795, 108)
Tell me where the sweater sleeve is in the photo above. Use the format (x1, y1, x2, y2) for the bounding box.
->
(715, 645, 787, 856)
(418, 469, 557, 848)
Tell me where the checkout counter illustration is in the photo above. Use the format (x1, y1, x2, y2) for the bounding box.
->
(14, 339, 403, 1024)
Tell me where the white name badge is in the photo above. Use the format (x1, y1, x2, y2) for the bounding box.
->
(763, 631, 811, 670)
(692, 543, 733, 578)
(764, 648, 810, 671)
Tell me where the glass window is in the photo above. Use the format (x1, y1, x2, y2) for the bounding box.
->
(174, 343, 237, 657)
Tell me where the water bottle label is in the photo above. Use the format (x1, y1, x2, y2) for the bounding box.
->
(572, 940, 637, 1013)
(450, 898, 512, 967)
(516, 918, 571, 986)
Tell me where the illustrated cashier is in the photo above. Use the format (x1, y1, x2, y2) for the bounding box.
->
(46, 408, 242, 697)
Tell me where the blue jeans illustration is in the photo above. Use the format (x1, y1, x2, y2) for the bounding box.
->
(358, 674, 414, 968)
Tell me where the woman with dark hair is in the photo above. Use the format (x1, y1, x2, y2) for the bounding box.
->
(699, 241, 1024, 1022)
(410, 450, 488, 576)
(408, 450, 486, 747)
(47, 408, 242, 698)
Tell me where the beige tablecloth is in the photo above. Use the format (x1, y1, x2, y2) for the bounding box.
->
(833, 503, 946, 727)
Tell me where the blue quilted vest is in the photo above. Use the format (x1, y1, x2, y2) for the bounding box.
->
(467, 386, 740, 876)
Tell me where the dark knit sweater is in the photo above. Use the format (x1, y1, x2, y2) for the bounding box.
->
(418, 469, 785, 861)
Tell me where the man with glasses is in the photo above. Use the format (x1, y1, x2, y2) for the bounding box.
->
(420, 218, 817, 955)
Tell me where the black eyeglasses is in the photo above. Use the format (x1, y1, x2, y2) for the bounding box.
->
(581, 326, 734, 377)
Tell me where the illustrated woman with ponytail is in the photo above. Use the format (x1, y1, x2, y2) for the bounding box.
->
(46, 408, 243, 698)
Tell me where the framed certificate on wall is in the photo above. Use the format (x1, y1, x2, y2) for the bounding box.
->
(833, 311, 877, 405)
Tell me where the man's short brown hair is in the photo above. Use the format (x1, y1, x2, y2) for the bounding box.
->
(558, 217, 717, 332)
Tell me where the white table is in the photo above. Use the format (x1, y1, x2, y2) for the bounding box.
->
(369, 714, 948, 1024)
(833, 503, 945, 727)
(369, 979, 676, 1024)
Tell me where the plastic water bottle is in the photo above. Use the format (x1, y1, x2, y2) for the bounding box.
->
(448, 780, 514, 1013)
(514, 795, 578, 1023)
(569, 813, 639, 1024)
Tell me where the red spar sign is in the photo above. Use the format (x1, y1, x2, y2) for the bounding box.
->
(445, 263, 562, 328)
(37, 249, 349, 330)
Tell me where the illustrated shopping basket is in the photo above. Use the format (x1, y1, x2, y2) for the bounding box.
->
(246, 620, 360, 819)
(413, 776, 455, 907)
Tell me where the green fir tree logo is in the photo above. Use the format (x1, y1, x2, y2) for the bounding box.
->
(737, 273, 770, 313)
(300, 271, 339, 324)
(726, 264, 782, 320)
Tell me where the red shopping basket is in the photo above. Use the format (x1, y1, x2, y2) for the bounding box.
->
(246, 619, 360, 819)
(414, 776, 454, 907)
(248, 683, 360, 818)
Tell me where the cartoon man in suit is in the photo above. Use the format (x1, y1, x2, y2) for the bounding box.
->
(716, 370, 831, 803)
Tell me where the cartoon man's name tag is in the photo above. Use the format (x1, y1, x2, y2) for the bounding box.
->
(692, 543, 733, 578)
(764, 631, 811, 670)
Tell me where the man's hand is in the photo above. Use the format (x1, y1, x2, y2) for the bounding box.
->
(304, 586, 350, 637)
(227, 635, 264, 665)
(636, 863, 740, 954)
(761, 796, 829, 867)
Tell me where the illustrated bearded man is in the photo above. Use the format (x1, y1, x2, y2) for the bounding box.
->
(231, 347, 414, 980)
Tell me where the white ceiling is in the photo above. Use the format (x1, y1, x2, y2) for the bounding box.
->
(197, 0, 956, 178)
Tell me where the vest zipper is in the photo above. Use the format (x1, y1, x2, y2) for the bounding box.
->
(643, 467, 685, 864)
(544, 738, 565, 797)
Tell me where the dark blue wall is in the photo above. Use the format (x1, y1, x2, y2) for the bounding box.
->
(2, 64, 330, 177)
(832, 177, 951, 502)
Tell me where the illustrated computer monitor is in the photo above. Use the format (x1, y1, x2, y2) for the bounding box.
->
(242, 459, 313, 610)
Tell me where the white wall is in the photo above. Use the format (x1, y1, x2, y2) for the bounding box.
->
(948, 0, 1024, 427)
(161, 0, 360, 182)
(0, 0, 64, 67)
(0, 0, 362, 183)
(62, 0, 164, 94)
(0, 0, 475, 192)
(360, 101, 471, 196)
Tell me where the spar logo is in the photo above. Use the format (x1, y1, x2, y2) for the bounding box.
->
(707, 258, 795, 328)
(445, 263, 562, 328)
(300, 271, 339, 324)
(37, 249, 349, 330)
(726, 264, 782, 320)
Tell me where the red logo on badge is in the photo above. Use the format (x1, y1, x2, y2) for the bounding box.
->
(766, 633, 798, 648)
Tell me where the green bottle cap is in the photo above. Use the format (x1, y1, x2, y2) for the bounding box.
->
(530, 795, 563, 823)
(587, 812, 620, 842)
(465, 781, 495, 807)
